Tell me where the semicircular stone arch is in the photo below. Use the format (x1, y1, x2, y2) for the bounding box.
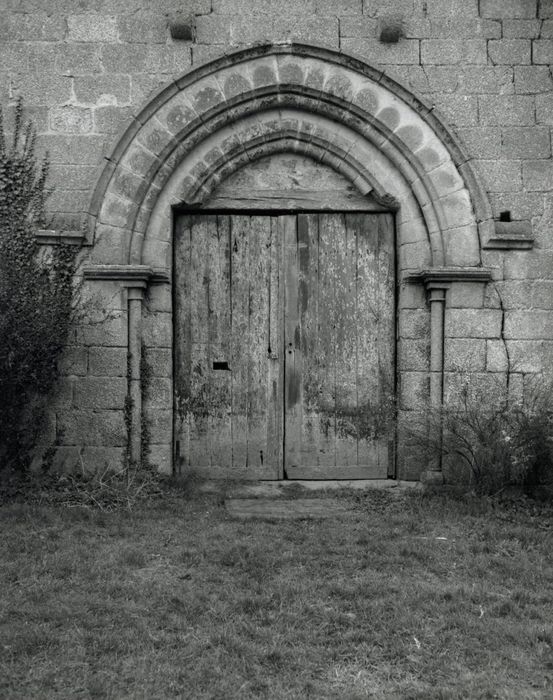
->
(140, 107, 473, 273)
(87, 42, 493, 274)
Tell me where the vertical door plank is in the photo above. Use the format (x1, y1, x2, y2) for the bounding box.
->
(266, 216, 283, 478)
(334, 214, 359, 468)
(207, 215, 233, 472)
(187, 216, 213, 470)
(297, 214, 322, 469)
(173, 215, 192, 470)
(230, 216, 251, 474)
(354, 213, 388, 475)
(247, 215, 274, 478)
(315, 213, 339, 469)
(283, 214, 302, 473)
(377, 213, 396, 475)
(354, 213, 380, 470)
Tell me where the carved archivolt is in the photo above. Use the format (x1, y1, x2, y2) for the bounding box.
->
(86, 42, 493, 271)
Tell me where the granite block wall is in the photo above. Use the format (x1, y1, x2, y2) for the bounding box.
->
(3, 0, 552, 477)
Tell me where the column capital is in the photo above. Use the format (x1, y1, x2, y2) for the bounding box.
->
(127, 287, 145, 301)
(406, 267, 492, 289)
(82, 264, 170, 288)
(427, 286, 447, 301)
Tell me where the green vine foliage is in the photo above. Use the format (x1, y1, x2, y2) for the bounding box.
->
(0, 99, 76, 473)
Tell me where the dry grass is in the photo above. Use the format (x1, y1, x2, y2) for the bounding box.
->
(1, 484, 553, 699)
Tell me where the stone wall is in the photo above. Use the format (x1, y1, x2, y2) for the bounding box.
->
(2, 0, 553, 478)
(2, 1, 550, 231)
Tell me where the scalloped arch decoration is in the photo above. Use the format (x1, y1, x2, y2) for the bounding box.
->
(86, 43, 493, 271)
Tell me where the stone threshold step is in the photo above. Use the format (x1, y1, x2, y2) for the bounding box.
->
(225, 497, 354, 520)
(201, 479, 419, 499)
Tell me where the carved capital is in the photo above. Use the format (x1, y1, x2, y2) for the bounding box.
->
(406, 267, 492, 289)
(82, 264, 170, 288)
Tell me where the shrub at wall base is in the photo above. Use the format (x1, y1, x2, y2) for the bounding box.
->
(405, 374, 553, 497)
(0, 100, 76, 474)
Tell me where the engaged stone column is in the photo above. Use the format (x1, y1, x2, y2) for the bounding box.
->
(408, 267, 492, 485)
(127, 287, 144, 464)
(83, 265, 169, 468)
(428, 284, 447, 411)
(426, 283, 448, 485)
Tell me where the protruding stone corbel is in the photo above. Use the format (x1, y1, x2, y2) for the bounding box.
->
(482, 221, 534, 250)
(371, 190, 401, 211)
(36, 230, 85, 246)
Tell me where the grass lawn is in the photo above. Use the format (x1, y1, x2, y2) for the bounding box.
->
(1, 482, 553, 699)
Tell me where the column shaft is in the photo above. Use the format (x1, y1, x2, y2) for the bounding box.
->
(429, 286, 447, 409)
(425, 284, 447, 481)
(127, 288, 144, 464)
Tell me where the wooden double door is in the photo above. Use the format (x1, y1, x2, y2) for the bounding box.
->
(174, 212, 395, 479)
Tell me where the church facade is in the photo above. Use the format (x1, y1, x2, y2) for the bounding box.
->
(4, 0, 552, 481)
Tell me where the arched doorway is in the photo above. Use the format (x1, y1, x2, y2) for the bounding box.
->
(82, 43, 494, 481)
(173, 154, 396, 479)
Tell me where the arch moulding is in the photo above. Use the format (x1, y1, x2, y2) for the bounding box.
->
(83, 42, 495, 270)
(81, 43, 495, 480)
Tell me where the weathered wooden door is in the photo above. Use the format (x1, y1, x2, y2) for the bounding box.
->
(174, 212, 395, 479)
(283, 213, 395, 478)
(174, 214, 282, 480)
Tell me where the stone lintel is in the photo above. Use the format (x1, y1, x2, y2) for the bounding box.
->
(82, 264, 170, 287)
(407, 267, 493, 287)
(36, 229, 85, 246)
